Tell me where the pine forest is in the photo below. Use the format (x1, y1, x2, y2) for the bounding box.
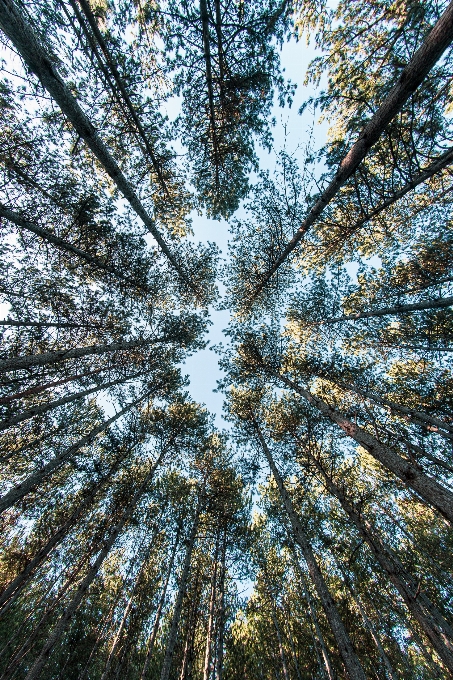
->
(1, 0, 453, 677)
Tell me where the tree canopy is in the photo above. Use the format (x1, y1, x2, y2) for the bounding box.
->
(0, 0, 453, 678)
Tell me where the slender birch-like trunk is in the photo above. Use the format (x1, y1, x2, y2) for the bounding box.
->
(253, 420, 366, 680)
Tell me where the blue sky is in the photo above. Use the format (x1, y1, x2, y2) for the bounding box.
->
(181, 35, 327, 429)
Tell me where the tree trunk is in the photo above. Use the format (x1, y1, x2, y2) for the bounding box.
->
(215, 527, 227, 680)
(0, 392, 147, 513)
(0, 334, 170, 374)
(203, 530, 220, 680)
(159, 500, 202, 680)
(23, 451, 164, 680)
(274, 371, 453, 524)
(309, 454, 453, 672)
(324, 376, 453, 437)
(0, 371, 144, 431)
(0, 445, 129, 612)
(139, 528, 181, 680)
(69, 0, 168, 193)
(0, 204, 150, 295)
(199, 0, 220, 180)
(253, 421, 366, 680)
(291, 553, 336, 680)
(314, 295, 453, 325)
(0, 0, 195, 291)
(252, 0, 453, 294)
(0, 367, 104, 404)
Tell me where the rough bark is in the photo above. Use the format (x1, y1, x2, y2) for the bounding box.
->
(253, 1, 453, 296)
(159, 500, 202, 680)
(0, 0, 196, 292)
(0, 392, 147, 513)
(253, 421, 366, 680)
(274, 371, 453, 524)
(0, 204, 151, 295)
(23, 452, 163, 680)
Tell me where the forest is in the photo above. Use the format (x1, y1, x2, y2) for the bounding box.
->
(0, 0, 452, 678)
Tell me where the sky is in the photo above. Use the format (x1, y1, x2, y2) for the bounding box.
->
(181, 35, 327, 429)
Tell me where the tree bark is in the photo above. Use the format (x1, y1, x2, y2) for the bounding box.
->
(203, 530, 220, 680)
(0, 367, 104, 404)
(252, 0, 453, 296)
(0, 204, 150, 295)
(23, 451, 164, 680)
(274, 371, 453, 524)
(0, 334, 170, 374)
(0, 371, 144, 431)
(0, 0, 196, 292)
(139, 528, 181, 680)
(159, 500, 202, 680)
(0, 446, 129, 612)
(313, 295, 453, 325)
(0, 392, 147, 513)
(253, 421, 366, 680)
(308, 454, 453, 672)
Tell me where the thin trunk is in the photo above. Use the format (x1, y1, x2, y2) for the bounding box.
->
(336, 144, 453, 236)
(314, 295, 453, 325)
(159, 500, 202, 680)
(309, 454, 453, 672)
(215, 527, 227, 680)
(213, 0, 225, 104)
(100, 551, 150, 680)
(203, 531, 220, 680)
(253, 421, 366, 680)
(351, 590, 397, 680)
(0, 371, 144, 431)
(0, 392, 147, 513)
(200, 0, 220, 181)
(0, 445, 129, 612)
(262, 575, 290, 680)
(274, 370, 453, 524)
(139, 528, 181, 680)
(179, 566, 202, 680)
(252, 1, 453, 295)
(292, 555, 335, 680)
(23, 452, 164, 680)
(0, 0, 196, 292)
(0, 319, 104, 329)
(0, 204, 150, 295)
(0, 333, 171, 374)
(281, 596, 303, 680)
(325, 376, 453, 437)
(69, 0, 168, 193)
(0, 367, 104, 404)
